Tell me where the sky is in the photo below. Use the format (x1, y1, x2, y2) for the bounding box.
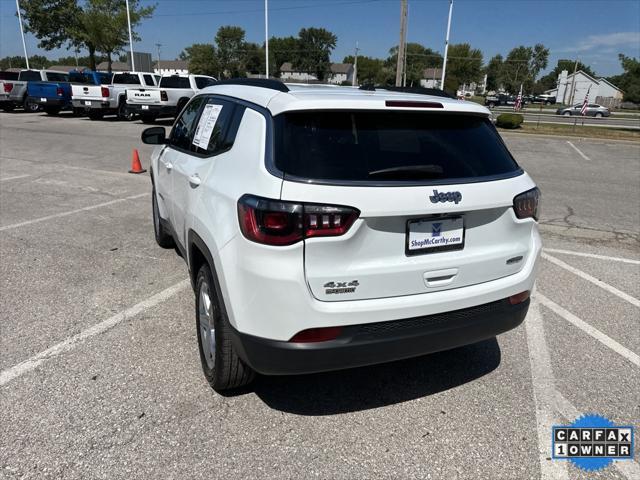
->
(1, 0, 639, 77)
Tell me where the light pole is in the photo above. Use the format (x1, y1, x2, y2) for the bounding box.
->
(125, 0, 136, 72)
(15, 0, 30, 69)
(155, 43, 162, 72)
(352, 41, 359, 86)
(264, 0, 269, 78)
(440, 0, 453, 90)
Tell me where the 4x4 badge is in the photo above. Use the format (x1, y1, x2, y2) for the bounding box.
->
(429, 189, 462, 204)
(324, 280, 359, 295)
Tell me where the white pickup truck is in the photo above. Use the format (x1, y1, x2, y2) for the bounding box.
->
(125, 74, 216, 123)
(0, 69, 68, 112)
(71, 71, 159, 120)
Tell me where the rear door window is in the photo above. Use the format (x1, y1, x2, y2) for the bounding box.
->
(160, 76, 190, 88)
(169, 97, 206, 151)
(274, 111, 520, 184)
(191, 97, 242, 156)
(143, 74, 154, 86)
(112, 73, 140, 85)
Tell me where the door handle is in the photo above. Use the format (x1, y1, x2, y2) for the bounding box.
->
(163, 161, 173, 170)
(188, 174, 201, 187)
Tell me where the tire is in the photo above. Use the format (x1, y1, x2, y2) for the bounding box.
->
(195, 263, 255, 392)
(488, 102, 495, 108)
(152, 186, 175, 249)
(23, 97, 39, 113)
(44, 106, 61, 116)
(118, 100, 133, 121)
(595, 112, 603, 118)
(72, 107, 84, 116)
(88, 110, 104, 121)
(563, 111, 571, 116)
(1, 104, 15, 112)
(141, 113, 157, 124)
(545, 101, 550, 105)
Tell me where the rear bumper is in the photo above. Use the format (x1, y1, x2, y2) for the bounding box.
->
(28, 96, 66, 107)
(72, 99, 112, 110)
(231, 297, 529, 375)
(126, 103, 176, 116)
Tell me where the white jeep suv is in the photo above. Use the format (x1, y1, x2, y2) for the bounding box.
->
(141, 79, 541, 391)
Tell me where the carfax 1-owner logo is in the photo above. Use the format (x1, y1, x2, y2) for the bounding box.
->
(552, 414, 634, 472)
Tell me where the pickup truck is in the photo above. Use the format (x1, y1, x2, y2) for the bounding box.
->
(125, 74, 216, 123)
(0, 70, 68, 112)
(26, 71, 74, 115)
(72, 71, 159, 120)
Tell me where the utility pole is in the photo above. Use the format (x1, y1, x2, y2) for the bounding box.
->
(395, 0, 407, 87)
(15, 0, 30, 70)
(264, 0, 269, 78)
(352, 41, 359, 86)
(440, 0, 453, 90)
(403, 3, 409, 87)
(125, 0, 136, 72)
(568, 59, 578, 105)
(155, 43, 162, 72)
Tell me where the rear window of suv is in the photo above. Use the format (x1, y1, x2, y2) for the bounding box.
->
(274, 111, 520, 184)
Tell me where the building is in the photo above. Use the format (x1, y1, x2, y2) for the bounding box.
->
(545, 70, 623, 107)
(153, 60, 189, 76)
(420, 68, 442, 89)
(279, 62, 354, 85)
(46, 65, 89, 73)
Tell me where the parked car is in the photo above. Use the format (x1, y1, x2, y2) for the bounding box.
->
(556, 104, 611, 117)
(532, 94, 556, 105)
(141, 79, 542, 391)
(0, 69, 67, 112)
(71, 71, 158, 120)
(125, 74, 216, 123)
(26, 70, 77, 115)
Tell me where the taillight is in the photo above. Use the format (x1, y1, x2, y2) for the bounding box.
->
(3, 83, 13, 93)
(289, 327, 343, 343)
(101, 86, 109, 97)
(237, 194, 359, 246)
(513, 187, 540, 221)
(56, 87, 64, 96)
(160, 90, 168, 101)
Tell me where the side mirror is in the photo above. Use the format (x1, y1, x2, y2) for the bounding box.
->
(141, 127, 166, 145)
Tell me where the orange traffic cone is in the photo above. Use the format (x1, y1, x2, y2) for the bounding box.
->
(129, 149, 146, 174)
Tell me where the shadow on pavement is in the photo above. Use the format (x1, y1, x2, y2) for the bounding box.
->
(250, 338, 501, 415)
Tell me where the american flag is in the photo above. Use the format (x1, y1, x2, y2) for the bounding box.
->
(580, 85, 591, 115)
(514, 84, 523, 111)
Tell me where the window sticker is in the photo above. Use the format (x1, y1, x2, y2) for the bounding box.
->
(193, 104, 223, 148)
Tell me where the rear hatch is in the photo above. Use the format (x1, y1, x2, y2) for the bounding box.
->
(72, 84, 107, 102)
(276, 109, 536, 302)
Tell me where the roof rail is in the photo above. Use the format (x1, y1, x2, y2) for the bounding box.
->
(213, 78, 289, 93)
(359, 84, 456, 99)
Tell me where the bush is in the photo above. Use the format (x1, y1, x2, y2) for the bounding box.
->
(496, 113, 524, 129)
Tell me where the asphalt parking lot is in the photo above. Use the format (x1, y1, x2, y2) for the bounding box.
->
(0, 111, 638, 479)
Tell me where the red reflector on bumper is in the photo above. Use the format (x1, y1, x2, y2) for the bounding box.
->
(289, 327, 343, 343)
(509, 291, 530, 305)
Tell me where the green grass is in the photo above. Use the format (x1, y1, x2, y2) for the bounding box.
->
(497, 122, 640, 141)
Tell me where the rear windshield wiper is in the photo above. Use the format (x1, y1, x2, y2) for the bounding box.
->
(368, 165, 444, 179)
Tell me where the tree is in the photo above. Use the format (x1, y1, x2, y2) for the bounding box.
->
(500, 44, 549, 93)
(269, 36, 298, 77)
(385, 43, 442, 86)
(485, 54, 503, 91)
(20, 0, 154, 71)
(243, 42, 264, 75)
(444, 43, 483, 92)
(292, 27, 337, 81)
(214, 26, 246, 78)
(180, 44, 218, 77)
(608, 55, 640, 103)
(0, 55, 51, 70)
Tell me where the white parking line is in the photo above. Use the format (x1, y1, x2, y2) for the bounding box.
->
(0, 193, 147, 232)
(543, 248, 640, 265)
(542, 252, 640, 308)
(525, 300, 568, 479)
(567, 141, 590, 161)
(0, 279, 190, 387)
(0, 174, 31, 182)
(536, 293, 639, 367)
